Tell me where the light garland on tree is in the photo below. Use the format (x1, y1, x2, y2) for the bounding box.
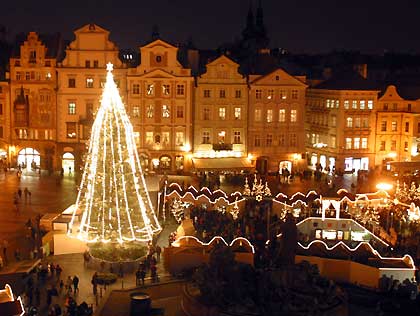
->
(68, 63, 161, 243)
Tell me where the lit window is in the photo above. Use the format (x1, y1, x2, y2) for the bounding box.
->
(404, 141, 408, 152)
(176, 106, 184, 118)
(355, 117, 361, 128)
(361, 138, 368, 149)
(46, 72, 51, 80)
(280, 90, 287, 99)
(336, 100, 340, 108)
(234, 107, 241, 120)
(354, 137, 360, 149)
(204, 90, 210, 98)
(290, 109, 297, 122)
(162, 105, 170, 118)
(234, 131, 241, 144)
(218, 130, 226, 143)
(380, 139, 389, 152)
(279, 109, 285, 122)
(235, 90, 241, 98)
(267, 109, 273, 123)
(176, 84, 185, 95)
(203, 108, 210, 120)
(381, 121, 387, 131)
(147, 84, 154, 96)
(345, 138, 352, 149)
(86, 78, 94, 88)
(368, 100, 373, 109)
(255, 90, 262, 99)
(162, 132, 170, 144)
(219, 107, 226, 120)
(176, 132, 184, 146)
(391, 140, 396, 151)
(326, 99, 331, 108)
(331, 136, 336, 148)
(163, 84, 170, 95)
(146, 104, 154, 118)
(360, 100, 365, 110)
(266, 134, 273, 146)
(202, 131, 210, 144)
(146, 132, 154, 144)
(132, 84, 140, 94)
(267, 90, 274, 100)
(344, 100, 349, 109)
(291, 90, 298, 99)
(219, 89, 226, 98)
(68, 102, 76, 115)
(132, 106, 140, 118)
(346, 117, 353, 128)
(66, 122, 77, 139)
(331, 115, 337, 127)
(391, 121, 397, 132)
(255, 109, 261, 121)
(352, 100, 357, 109)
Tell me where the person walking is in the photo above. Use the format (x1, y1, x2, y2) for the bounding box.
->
(155, 245, 161, 263)
(18, 188, 22, 199)
(72, 275, 79, 293)
(24, 187, 29, 203)
(65, 276, 73, 294)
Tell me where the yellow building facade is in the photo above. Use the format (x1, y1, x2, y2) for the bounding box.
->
(56, 24, 127, 175)
(375, 85, 419, 167)
(248, 69, 307, 174)
(306, 87, 379, 173)
(126, 39, 194, 173)
(9, 32, 58, 173)
(193, 55, 249, 170)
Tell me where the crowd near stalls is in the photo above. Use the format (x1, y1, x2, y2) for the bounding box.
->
(164, 175, 420, 268)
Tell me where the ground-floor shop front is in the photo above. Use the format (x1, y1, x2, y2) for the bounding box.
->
(309, 150, 374, 174)
(254, 153, 307, 175)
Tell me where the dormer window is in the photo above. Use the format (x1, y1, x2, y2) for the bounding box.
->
(156, 55, 162, 63)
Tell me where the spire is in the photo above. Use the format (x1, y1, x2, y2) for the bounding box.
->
(255, 0, 269, 48)
(151, 25, 160, 41)
(242, 1, 255, 40)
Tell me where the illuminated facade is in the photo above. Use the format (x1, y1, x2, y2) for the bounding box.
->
(306, 70, 379, 173)
(0, 81, 10, 162)
(375, 85, 419, 166)
(248, 69, 307, 174)
(126, 39, 194, 173)
(194, 55, 248, 160)
(56, 24, 127, 174)
(9, 32, 58, 172)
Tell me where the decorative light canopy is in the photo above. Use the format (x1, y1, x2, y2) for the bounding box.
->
(68, 63, 161, 243)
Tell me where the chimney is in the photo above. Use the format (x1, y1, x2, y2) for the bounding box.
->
(353, 64, 367, 79)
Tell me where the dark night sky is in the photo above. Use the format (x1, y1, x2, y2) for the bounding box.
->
(1, 0, 419, 53)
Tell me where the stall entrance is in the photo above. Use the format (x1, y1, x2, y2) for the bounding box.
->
(62, 152, 75, 176)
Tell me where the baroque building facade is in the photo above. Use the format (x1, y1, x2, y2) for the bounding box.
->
(56, 24, 127, 174)
(126, 39, 194, 173)
(248, 69, 307, 174)
(9, 32, 58, 173)
(193, 55, 250, 171)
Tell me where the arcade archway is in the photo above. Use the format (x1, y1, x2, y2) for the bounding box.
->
(18, 148, 40, 170)
(62, 152, 75, 176)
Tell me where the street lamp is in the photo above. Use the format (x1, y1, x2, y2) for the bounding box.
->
(376, 182, 393, 191)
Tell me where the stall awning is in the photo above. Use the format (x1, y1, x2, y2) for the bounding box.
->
(192, 157, 254, 171)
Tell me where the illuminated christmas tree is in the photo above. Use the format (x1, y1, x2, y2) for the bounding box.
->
(69, 63, 161, 243)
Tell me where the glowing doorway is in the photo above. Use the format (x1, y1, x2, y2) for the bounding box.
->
(62, 152, 75, 176)
(18, 148, 40, 170)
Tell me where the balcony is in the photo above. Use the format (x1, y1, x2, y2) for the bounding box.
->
(213, 143, 233, 151)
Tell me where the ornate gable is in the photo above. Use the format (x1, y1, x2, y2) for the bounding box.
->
(251, 68, 307, 87)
